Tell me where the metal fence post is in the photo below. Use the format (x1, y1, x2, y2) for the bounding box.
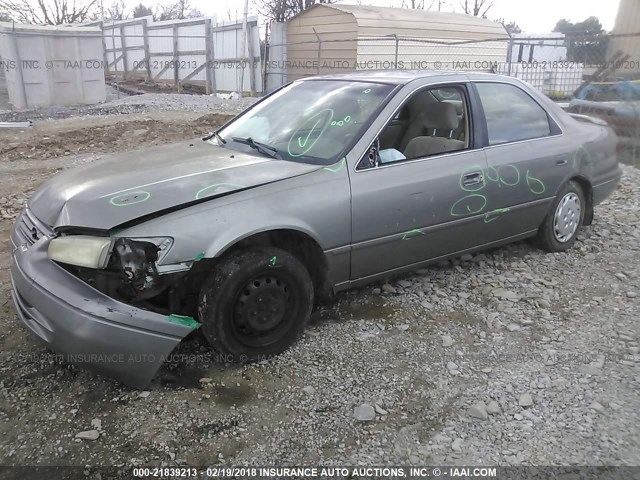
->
(204, 18, 214, 95)
(141, 18, 151, 82)
(393, 34, 399, 69)
(120, 24, 129, 79)
(313, 27, 321, 74)
(506, 31, 514, 77)
(172, 24, 180, 92)
(246, 22, 257, 95)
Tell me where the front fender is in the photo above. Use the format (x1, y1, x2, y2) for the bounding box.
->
(117, 167, 352, 269)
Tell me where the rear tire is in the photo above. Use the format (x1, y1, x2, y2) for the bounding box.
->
(535, 180, 585, 252)
(198, 247, 313, 362)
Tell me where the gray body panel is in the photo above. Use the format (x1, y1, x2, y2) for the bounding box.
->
(10, 209, 191, 388)
(28, 139, 323, 230)
(11, 72, 622, 387)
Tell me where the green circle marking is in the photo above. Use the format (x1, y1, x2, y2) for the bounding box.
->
(344, 115, 351, 122)
(450, 194, 487, 217)
(498, 164, 521, 187)
(459, 165, 487, 192)
(363, 88, 371, 94)
(486, 166, 500, 182)
(109, 190, 151, 207)
(525, 170, 546, 195)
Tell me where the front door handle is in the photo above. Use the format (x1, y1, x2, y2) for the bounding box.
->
(462, 172, 484, 187)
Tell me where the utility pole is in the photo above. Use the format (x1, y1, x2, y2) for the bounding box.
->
(239, 0, 249, 97)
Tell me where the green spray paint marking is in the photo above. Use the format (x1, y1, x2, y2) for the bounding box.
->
(486, 166, 500, 182)
(401, 229, 425, 240)
(166, 314, 201, 329)
(525, 170, 546, 194)
(195, 183, 246, 200)
(362, 88, 371, 94)
(484, 208, 511, 223)
(194, 252, 206, 261)
(287, 108, 334, 157)
(459, 164, 487, 192)
(498, 164, 520, 186)
(323, 158, 346, 173)
(451, 194, 487, 217)
(109, 190, 151, 207)
(270, 256, 277, 266)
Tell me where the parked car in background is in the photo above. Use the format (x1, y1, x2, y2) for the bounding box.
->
(11, 71, 621, 387)
(567, 79, 640, 141)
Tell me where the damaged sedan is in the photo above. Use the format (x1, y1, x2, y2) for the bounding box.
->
(11, 71, 621, 387)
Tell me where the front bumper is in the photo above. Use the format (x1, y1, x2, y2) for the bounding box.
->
(10, 208, 195, 388)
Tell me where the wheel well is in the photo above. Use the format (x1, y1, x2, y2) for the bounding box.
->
(570, 176, 594, 226)
(223, 230, 331, 300)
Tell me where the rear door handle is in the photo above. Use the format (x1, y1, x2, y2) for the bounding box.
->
(462, 171, 484, 187)
(556, 159, 568, 165)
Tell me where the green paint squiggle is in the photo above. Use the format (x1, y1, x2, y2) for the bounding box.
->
(195, 183, 246, 200)
(484, 207, 511, 223)
(401, 229, 425, 240)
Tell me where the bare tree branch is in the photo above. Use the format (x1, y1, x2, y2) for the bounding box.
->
(0, 0, 98, 24)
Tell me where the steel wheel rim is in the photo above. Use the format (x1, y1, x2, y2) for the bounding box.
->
(553, 192, 581, 243)
(231, 274, 297, 348)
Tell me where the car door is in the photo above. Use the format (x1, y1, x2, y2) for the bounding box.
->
(349, 83, 491, 280)
(472, 81, 569, 238)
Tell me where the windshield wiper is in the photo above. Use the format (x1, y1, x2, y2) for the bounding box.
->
(231, 137, 280, 159)
(203, 130, 226, 145)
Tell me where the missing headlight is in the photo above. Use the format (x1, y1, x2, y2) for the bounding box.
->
(113, 238, 165, 301)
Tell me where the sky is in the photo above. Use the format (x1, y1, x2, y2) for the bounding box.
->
(125, 0, 621, 34)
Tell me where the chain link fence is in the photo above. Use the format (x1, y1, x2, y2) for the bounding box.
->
(264, 32, 640, 164)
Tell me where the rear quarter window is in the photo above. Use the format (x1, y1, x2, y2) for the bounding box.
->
(476, 83, 552, 145)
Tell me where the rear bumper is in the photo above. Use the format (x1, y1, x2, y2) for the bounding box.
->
(10, 210, 195, 388)
(592, 168, 622, 206)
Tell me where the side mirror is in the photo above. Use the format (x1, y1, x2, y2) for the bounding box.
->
(368, 139, 380, 168)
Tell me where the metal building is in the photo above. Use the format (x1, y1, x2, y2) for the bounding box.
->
(283, 4, 509, 81)
(608, 0, 640, 75)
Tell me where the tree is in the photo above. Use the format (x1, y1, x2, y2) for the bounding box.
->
(0, 0, 98, 24)
(105, 0, 127, 21)
(155, 0, 201, 20)
(258, 0, 336, 23)
(402, 0, 425, 8)
(459, 0, 493, 18)
(0, 11, 11, 21)
(132, 3, 152, 18)
(503, 21, 521, 35)
(553, 16, 607, 64)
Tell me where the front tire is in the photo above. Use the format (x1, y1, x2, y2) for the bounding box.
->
(535, 180, 585, 252)
(198, 247, 313, 362)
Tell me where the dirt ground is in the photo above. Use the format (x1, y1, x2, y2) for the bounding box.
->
(0, 109, 638, 477)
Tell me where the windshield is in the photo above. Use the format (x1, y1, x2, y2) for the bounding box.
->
(218, 80, 396, 164)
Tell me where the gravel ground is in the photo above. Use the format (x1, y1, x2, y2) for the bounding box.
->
(0, 105, 638, 471)
(0, 92, 257, 122)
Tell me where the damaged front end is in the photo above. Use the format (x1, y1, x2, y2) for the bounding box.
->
(51, 235, 200, 318)
(11, 210, 204, 387)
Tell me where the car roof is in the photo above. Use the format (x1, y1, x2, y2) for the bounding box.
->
(301, 70, 507, 85)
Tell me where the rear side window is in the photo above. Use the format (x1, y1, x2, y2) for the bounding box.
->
(476, 83, 551, 145)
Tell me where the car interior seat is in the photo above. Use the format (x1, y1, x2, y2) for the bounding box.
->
(403, 102, 465, 159)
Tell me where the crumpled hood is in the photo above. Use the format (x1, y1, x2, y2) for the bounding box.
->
(29, 139, 322, 230)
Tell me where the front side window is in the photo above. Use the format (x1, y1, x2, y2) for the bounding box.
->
(361, 85, 469, 169)
(218, 80, 395, 164)
(476, 82, 551, 145)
